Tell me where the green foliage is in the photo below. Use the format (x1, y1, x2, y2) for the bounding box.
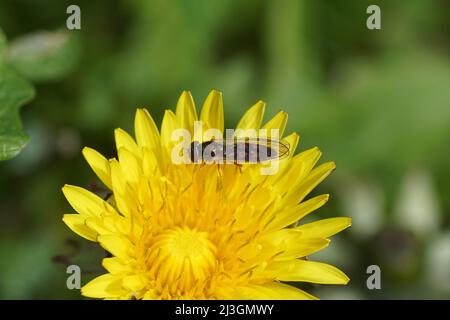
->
(0, 63, 34, 161)
(0, 27, 35, 161)
(5, 30, 81, 82)
(0, 30, 6, 62)
(0, 28, 80, 161)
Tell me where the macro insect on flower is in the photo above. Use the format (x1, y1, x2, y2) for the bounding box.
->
(187, 137, 290, 165)
(62, 90, 351, 299)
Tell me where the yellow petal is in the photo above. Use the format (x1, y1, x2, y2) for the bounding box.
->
(134, 108, 160, 149)
(102, 257, 131, 274)
(81, 273, 125, 298)
(236, 100, 265, 131)
(142, 147, 161, 176)
(82, 147, 112, 189)
(289, 147, 322, 184)
(282, 132, 300, 155)
(281, 237, 330, 260)
(232, 282, 317, 300)
(295, 217, 352, 238)
(142, 289, 159, 300)
(269, 194, 330, 231)
(263, 230, 330, 260)
(62, 214, 97, 241)
(272, 147, 322, 194)
(175, 91, 197, 134)
(85, 216, 115, 236)
(262, 111, 288, 138)
(160, 109, 178, 148)
(122, 274, 147, 292)
(109, 159, 131, 217)
(270, 259, 350, 284)
(98, 234, 134, 260)
(109, 159, 126, 195)
(266, 132, 300, 179)
(114, 128, 140, 158)
(200, 90, 224, 133)
(117, 147, 141, 184)
(62, 185, 116, 218)
(284, 161, 336, 205)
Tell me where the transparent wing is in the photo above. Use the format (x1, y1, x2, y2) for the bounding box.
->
(219, 137, 290, 160)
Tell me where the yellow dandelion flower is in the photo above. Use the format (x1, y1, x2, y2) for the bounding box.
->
(62, 90, 351, 300)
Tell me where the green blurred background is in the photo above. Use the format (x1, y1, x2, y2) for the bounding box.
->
(0, 0, 449, 299)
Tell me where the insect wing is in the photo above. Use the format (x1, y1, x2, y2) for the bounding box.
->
(222, 137, 290, 162)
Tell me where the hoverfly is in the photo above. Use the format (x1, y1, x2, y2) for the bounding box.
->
(188, 137, 290, 164)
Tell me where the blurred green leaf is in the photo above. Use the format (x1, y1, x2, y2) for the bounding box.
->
(335, 52, 450, 172)
(0, 63, 35, 161)
(0, 235, 56, 299)
(5, 29, 80, 82)
(0, 29, 6, 62)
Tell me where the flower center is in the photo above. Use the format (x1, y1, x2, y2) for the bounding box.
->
(146, 227, 217, 294)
